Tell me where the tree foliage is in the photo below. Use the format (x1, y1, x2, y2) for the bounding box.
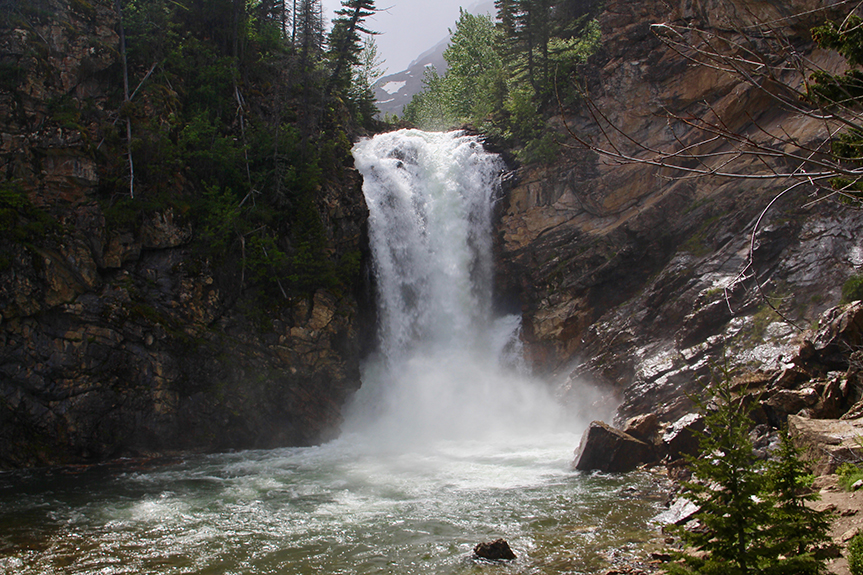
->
(403, 10, 504, 130)
(402, 1, 600, 164)
(91, 0, 381, 311)
(761, 431, 832, 575)
(667, 374, 831, 575)
(327, 0, 378, 95)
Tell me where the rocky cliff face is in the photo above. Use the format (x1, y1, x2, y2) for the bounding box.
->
(0, 0, 370, 468)
(496, 0, 863, 424)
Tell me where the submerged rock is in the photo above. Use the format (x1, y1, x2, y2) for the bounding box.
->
(473, 539, 516, 561)
(573, 420, 656, 472)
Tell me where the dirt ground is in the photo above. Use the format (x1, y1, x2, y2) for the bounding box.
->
(625, 473, 863, 575)
(811, 474, 863, 575)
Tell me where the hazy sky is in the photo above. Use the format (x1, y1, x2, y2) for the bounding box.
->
(321, 0, 495, 73)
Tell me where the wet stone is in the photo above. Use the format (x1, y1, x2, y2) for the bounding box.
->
(473, 539, 516, 561)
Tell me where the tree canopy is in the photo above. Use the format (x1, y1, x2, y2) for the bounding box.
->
(46, 0, 381, 311)
(402, 0, 601, 164)
(667, 374, 831, 575)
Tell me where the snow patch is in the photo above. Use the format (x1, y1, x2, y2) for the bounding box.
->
(381, 81, 406, 95)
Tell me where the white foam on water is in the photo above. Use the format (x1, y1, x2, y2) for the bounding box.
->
(0, 131, 661, 575)
(349, 129, 580, 450)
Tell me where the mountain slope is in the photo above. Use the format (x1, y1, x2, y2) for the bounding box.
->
(372, 0, 495, 117)
(373, 37, 448, 117)
(495, 0, 862, 424)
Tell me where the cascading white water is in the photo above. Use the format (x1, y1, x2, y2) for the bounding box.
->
(355, 129, 500, 360)
(348, 129, 560, 445)
(0, 129, 663, 575)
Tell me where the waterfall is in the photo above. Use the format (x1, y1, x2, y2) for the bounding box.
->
(0, 130, 654, 574)
(348, 129, 560, 445)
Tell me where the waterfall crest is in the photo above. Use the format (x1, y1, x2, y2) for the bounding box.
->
(348, 129, 561, 445)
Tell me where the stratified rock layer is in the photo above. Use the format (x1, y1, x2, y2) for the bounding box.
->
(495, 0, 863, 426)
(788, 414, 863, 475)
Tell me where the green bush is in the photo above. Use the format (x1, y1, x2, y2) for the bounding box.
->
(850, 533, 863, 575)
(0, 181, 57, 243)
(842, 274, 863, 303)
(515, 132, 559, 165)
(837, 462, 863, 491)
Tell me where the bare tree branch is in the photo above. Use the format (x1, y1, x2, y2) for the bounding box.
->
(555, 1, 863, 330)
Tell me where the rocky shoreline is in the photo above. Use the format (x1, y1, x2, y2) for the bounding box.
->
(575, 301, 863, 575)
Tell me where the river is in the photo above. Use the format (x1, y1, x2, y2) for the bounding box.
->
(0, 130, 664, 575)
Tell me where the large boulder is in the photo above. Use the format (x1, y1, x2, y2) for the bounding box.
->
(573, 420, 656, 472)
(763, 387, 820, 424)
(660, 413, 704, 462)
(622, 413, 659, 443)
(788, 414, 863, 475)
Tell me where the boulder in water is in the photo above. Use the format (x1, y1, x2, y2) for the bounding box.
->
(573, 420, 656, 472)
(473, 538, 516, 561)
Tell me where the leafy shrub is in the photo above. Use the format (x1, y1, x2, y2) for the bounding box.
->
(850, 533, 863, 575)
(838, 462, 863, 491)
(516, 133, 559, 165)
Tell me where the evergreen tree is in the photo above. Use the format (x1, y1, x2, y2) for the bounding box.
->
(98, 0, 363, 303)
(295, 0, 324, 58)
(494, 0, 519, 50)
(326, 0, 377, 94)
(495, 0, 554, 98)
(667, 374, 832, 575)
(295, 0, 325, 142)
(762, 430, 831, 575)
(668, 376, 773, 575)
(808, 14, 863, 197)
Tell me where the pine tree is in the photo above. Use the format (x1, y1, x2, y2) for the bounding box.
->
(295, 0, 324, 143)
(761, 430, 831, 575)
(667, 374, 832, 575)
(326, 0, 377, 95)
(667, 376, 773, 575)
